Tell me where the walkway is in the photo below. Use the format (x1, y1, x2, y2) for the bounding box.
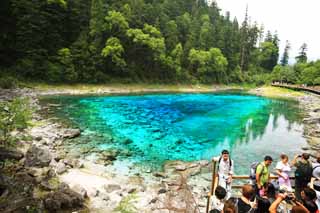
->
(272, 83, 320, 95)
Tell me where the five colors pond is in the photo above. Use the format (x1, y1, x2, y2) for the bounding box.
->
(42, 92, 307, 174)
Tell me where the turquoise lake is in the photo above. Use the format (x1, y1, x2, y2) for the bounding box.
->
(42, 92, 307, 174)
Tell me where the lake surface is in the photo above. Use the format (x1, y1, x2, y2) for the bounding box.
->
(41, 92, 307, 174)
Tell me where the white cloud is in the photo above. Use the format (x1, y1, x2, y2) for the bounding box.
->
(214, 0, 320, 63)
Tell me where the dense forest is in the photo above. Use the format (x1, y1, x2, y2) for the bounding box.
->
(0, 0, 319, 85)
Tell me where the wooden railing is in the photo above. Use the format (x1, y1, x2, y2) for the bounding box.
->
(205, 161, 296, 213)
(272, 83, 320, 95)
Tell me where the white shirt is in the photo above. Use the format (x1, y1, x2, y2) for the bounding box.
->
(213, 156, 234, 177)
(276, 161, 291, 173)
(211, 195, 224, 211)
(312, 162, 320, 179)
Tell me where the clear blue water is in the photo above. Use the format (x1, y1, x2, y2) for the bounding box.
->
(42, 92, 307, 173)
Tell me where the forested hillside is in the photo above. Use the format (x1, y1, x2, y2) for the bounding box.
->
(0, 0, 319, 85)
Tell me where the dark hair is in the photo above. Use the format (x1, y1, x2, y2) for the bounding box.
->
(264, 155, 273, 161)
(256, 197, 271, 213)
(303, 187, 316, 200)
(209, 209, 221, 213)
(223, 199, 237, 213)
(266, 182, 276, 199)
(302, 153, 310, 160)
(221, 149, 229, 155)
(242, 184, 255, 199)
(280, 154, 288, 160)
(215, 186, 227, 200)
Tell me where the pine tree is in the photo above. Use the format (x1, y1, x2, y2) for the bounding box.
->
(295, 43, 307, 63)
(280, 40, 290, 66)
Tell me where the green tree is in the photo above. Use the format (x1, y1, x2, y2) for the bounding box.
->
(295, 43, 308, 63)
(259, 41, 279, 72)
(280, 40, 290, 66)
(57, 48, 77, 82)
(101, 37, 126, 68)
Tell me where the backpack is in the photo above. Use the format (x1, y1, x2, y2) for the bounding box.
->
(218, 156, 232, 171)
(250, 162, 264, 181)
(295, 161, 313, 183)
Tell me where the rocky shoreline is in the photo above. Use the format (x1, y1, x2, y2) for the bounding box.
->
(0, 87, 319, 212)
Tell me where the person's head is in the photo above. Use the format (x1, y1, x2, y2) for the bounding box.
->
(209, 209, 220, 213)
(280, 154, 288, 163)
(265, 182, 276, 199)
(223, 199, 237, 213)
(257, 197, 271, 213)
(242, 184, 255, 200)
(302, 153, 310, 161)
(292, 205, 309, 213)
(221, 149, 230, 161)
(215, 186, 227, 200)
(301, 187, 316, 201)
(264, 155, 273, 166)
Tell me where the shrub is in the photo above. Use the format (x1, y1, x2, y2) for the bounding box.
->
(0, 98, 32, 147)
(0, 76, 19, 89)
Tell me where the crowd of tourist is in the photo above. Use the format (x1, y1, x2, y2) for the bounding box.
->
(209, 150, 320, 213)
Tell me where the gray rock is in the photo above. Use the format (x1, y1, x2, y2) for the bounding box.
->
(44, 188, 84, 211)
(71, 184, 88, 199)
(153, 172, 167, 178)
(104, 184, 121, 193)
(99, 192, 110, 201)
(158, 188, 167, 194)
(25, 145, 52, 168)
(56, 162, 67, 174)
(62, 129, 81, 139)
(150, 197, 158, 204)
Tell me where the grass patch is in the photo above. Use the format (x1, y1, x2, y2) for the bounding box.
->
(251, 86, 304, 98)
(113, 193, 138, 213)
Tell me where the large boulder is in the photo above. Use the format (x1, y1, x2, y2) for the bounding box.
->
(44, 188, 84, 212)
(25, 145, 52, 168)
(62, 129, 81, 139)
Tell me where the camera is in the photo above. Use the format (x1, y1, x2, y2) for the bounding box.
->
(279, 189, 295, 202)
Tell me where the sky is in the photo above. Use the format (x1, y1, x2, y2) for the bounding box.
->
(214, 0, 320, 63)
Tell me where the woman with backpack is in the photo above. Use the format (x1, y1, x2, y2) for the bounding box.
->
(276, 154, 292, 191)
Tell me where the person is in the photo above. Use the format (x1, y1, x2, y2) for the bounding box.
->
(255, 183, 276, 213)
(312, 152, 320, 180)
(256, 156, 273, 192)
(311, 152, 320, 210)
(212, 149, 234, 199)
(237, 184, 256, 213)
(310, 178, 320, 210)
(210, 186, 227, 213)
(300, 187, 318, 213)
(223, 199, 237, 213)
(292, 153, 313, 201)
(269, 192, 309, 213)
(275, 154, 292, 191)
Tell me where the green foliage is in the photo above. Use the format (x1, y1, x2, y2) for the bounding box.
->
(259, 42, 279, 71)
(57, 48, 78, 82)
(113, 194, 138, 213)
(1, 0, 315, 85)
(104, 10, 129, 36)
(0, 75, 19, 89)
(101, 37, 126, 68)
(126, 24, 165, 54)
(0, 98, 32, 147)
(188, 48, 228, 83)
(295, 43, 308, 64)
